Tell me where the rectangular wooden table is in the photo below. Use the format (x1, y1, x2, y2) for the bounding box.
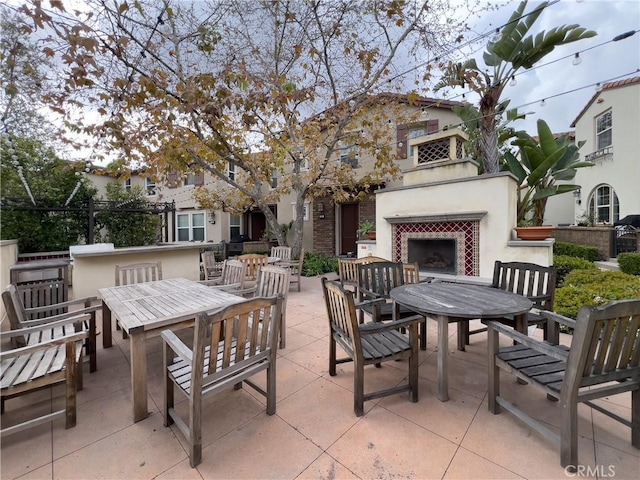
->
(390, 282, 533, 402)
(99, 278, 246, 422)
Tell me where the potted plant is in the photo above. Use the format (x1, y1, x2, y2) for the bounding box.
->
(504, 119, 593, 240)
(357, 220, 376, 240)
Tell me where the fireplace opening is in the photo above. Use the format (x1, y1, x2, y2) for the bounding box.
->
(408, 239, 456, 274)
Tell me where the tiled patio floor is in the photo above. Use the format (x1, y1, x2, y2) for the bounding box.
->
(2, 274, 638, 479)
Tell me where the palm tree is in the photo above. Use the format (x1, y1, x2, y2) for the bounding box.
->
(435, 0, 596, 174)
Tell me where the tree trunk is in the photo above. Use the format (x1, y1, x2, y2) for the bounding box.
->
(479, 87, 500, 174)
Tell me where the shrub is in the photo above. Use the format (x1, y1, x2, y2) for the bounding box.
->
(553, 254, 597, 287)
(553, 241, 601, 261)
(554, 269, 640, 319)
(302, 252, 338, 276)
(618, 252, 640, 276)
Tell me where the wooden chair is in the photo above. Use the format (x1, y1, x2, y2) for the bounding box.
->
(321, 278, 421, 416)
(270, 246, 292, 264)
(115, 261, 163, 286)
(357, 261, 427, 350)
(201, 250, 223, 280)
(237, 254, 268, 281)
(337, 256, 387, 293)
(1, 314, 90, 436)
(162, 295, 284, 467)
(201, 260, 247, 292)
(114, 262, 163, 338)
(288, 248, 304, 292)
(239, 265, 290, 348)
(462, 260, 557, 346)
(2, 284, 99, 372)
(487, 299, 640, 469)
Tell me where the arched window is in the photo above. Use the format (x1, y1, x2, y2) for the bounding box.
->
(587, 184, 619, 224)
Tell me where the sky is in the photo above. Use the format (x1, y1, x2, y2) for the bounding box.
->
(444, 0, 640, 135)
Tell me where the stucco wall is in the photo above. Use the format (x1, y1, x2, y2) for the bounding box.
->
(0, 240, 19, 325)
(375, 172, 553, 277)
(72, 243, 203, 298)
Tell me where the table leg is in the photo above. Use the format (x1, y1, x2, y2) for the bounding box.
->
(102, 301, 112, 348)
(436, 314, 449, 402)
(130, 331, 149, 422)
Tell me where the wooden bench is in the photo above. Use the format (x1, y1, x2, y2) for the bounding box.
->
(487, 299, 640, 469)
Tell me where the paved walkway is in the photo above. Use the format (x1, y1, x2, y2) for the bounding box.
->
(1, 274, 638, 479)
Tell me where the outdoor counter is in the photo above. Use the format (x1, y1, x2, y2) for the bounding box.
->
(72, 243, 204, 298)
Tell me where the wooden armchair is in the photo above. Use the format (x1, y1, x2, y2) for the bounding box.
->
(2, 284, 99, 372)
(321, 278, 421, 416)
(270, 246, 292, 264)
(337, 256, 387, 293)
(487, 299, 640, 469)
(201, 259, 247, 293)
(201, 250, 223, 280)
(115, 262, 163, 338)
(357, 261, 427, 350)
(288, 248, 304, 292)
(462, 261, 557, 347)
(162, 295, 284, 467)
(1, 314, 90, 436)
(237, 254, 268, 281)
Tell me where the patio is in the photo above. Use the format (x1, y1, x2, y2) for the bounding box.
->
(1, 274, 637, 480)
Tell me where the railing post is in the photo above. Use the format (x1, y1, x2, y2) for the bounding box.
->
(87, 198, 95, 244)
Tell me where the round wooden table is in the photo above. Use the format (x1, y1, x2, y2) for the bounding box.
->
(390, 282, 532, 402)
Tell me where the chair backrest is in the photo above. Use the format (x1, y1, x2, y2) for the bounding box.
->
(563, 299, 640, 401)
(321, 277, 361, 353)
(338, 256, 387, 288)
(402, 262, 421, 284)
(2, 284, 28, 331)
(115, 262, 163, 286)
(202, 251, 223, 280)
(238, 254, 269, 280)
(492, 261, 556, 310)
(220, 260, 247, 288)
(270, 246, 292, 263)
(357, 261, 405, 299)
(190, 295, 283, 395)
(254, 265, 291, 299)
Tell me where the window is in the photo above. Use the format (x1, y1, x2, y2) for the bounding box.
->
(124, 178, 132, 191)
(228, 163, 236, 181)
(229, 214, 241, 238)
(339, 142, 359, 168)
(270, 171, 278, 189)
(184, 173, 196, 186)
(408, 125, 426, 158)
(588, 184, 619, 224)
(145, 177, 156, 195)
(292, 202, 310, 221)
(596, 110, 612, 150)
(177, 212, 205, 241)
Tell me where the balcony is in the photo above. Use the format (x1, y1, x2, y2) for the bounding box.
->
(585, 146, 613, 163)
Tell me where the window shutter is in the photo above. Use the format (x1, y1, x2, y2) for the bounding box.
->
(396, 123, 408, 159)
(427, 119, 439, 134)
(195, 172, 204, 186)
(167, 171, 178, 189)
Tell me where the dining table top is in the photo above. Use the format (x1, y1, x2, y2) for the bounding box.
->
(390, 281, 533, 319)
(99, 277, 246, 335)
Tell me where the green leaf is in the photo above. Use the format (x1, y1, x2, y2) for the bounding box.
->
(503, 151, 527, 183)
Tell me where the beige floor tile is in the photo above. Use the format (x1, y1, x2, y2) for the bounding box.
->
(52, 412, 188, 479)
(444, 447, 525, 480)
(282, 337, 330, 377)
(195, 414, 323, 479)
(0, 422, 53, 480)
(327, 407, 458, 479)
(154, 458, 204, 480)
(296, 453, 360, 480)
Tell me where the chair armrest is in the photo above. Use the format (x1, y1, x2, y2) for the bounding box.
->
(358, 287, 383, 300)
(24, 296, 98, 313)
(1, 314, 91, 339)
(161, 329, 193, 364)
(359, 314, 423, 334)
(0, 328, 89, 360)
(354, 297, 386, 310)
(485, 319, 569, 361)
(538, 310, 576, 329)
(19, 308, 97, 328)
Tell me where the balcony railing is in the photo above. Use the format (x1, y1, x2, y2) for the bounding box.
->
(585, 146, 613, 163)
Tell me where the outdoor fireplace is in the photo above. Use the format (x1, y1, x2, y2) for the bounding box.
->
(407, 238, 456, 274)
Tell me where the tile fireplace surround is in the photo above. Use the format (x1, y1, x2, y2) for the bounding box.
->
(390, 214, 482, 276)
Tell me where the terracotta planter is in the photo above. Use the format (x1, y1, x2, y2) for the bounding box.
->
(514, 226, 555, 241)
(366, 231, 376, 240)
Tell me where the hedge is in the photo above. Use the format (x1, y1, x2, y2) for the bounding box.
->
(553, 241, 601, 261)
(553, 254, 597, 287)
(617, 252, 640, 276)
(554, 269, 640, 319)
